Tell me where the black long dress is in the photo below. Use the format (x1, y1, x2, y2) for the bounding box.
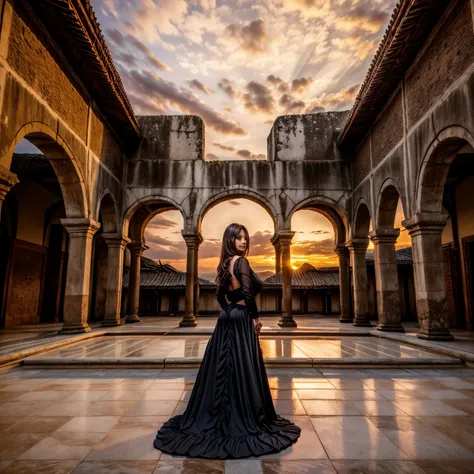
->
(153, 256, 301, 459)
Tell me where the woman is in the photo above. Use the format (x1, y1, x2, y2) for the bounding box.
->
(153, 223, 301, 459)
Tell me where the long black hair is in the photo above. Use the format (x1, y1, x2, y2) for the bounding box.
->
(215, 223, 250, 286)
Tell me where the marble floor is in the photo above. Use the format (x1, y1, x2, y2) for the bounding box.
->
(24, 335, 455, 362)
(0, 366, 473, 473)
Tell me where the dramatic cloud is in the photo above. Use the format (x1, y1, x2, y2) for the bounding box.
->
(266, 75, 289, 93)
(217, 78, 240, 99)
(188, 79, 215, 95)
(106, 28, 172, 72)
(291, 77, 313, 94)
(236, 149, 266, 160)
(293, 238, 335, 256)
(279, 94, 306, 114)
(213, 142, 236, 152)
(307, 84, 360, 113)
(224, 19, 269, 55)
(242, 81, 275, 114)
(146, 214, 179, 230)
(206, 153, 219, 160)
(128, 70, 246, 135)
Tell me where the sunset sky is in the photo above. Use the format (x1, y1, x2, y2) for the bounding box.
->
(19, 0, 408, 281)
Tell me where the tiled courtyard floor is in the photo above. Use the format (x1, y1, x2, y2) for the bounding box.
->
(0, 366, 474, 473)
(26, 335, 455, 361)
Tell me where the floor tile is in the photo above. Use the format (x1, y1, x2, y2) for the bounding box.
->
(153, 459, 224, 473)
(72, 460, 157, 473)
(85, 427, 161, 461)
(257, 416, 326, 460)
(225, 459, 263, 474)
(382, 426, 474, 459)
(19, 432, 105, 461)
(377, 390, 430, 401)
(261, 460, 336, 473)
(0, 433, 49, 461)
(331, 460, 425, 473)
(0, 460, 79, 473)
(349, 401, 408, 416)
(413, 460, 474, 474)
(301, 400, 361, 416)
(273, 399, 306, 415)
(337, 390, 384, 401)
(140, 390, 184, 401)
(124, 401, 178, 417)
(295, 390, 345, 400)
(390, 400, 469, 416)
(311, 417, 407, 460)
(4, 416, 72, 434)
(56, 416, 121, 433)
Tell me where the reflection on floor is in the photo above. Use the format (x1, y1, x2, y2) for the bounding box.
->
(0, 366, 473, 472)
(30, 336, 451, 360)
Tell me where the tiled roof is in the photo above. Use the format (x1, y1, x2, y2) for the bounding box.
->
(366, 247, 413, 265)
(263, 268, 340, 289)
(28, 0, 140, 150)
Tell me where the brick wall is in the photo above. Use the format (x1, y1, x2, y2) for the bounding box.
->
(371, 90, 403, 168)
(90, 111, 123, 179)
(406, 0, 474, 127)
(7, 9, 89, 140)
(352, 136, 371, 188)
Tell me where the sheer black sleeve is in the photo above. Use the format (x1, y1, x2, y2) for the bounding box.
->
(235, 257, 259, 319)
(216, 284, 228, 310)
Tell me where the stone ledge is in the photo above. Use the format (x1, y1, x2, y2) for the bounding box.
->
(370, 331, 474, 363)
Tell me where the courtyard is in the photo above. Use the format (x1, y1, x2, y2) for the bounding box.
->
(0, 365, 474, 473)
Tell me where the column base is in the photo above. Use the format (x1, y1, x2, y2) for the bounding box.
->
(125, 314, 141, 324)
(353, 318, 372, 327)
(278, 317, 297, 328)
(376, 324, 405, 332)
(179, 316, 198, 327)
(60, 323, 91, 334)
(339, 316, 353, 323)
(101, 319, 121, 327)
(417, 329, 454, 341)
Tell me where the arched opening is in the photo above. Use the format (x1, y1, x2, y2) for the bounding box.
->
(122, 199, 184, 324)
(418, 136, 474, 330)
(289, 209, 339, 317)
(89, 193, 119, 323)
(373, 183, 415, 331)
(0, 137, 79, 328)
(200, 198, 276, 316)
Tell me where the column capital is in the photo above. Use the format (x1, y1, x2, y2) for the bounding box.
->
(61, 218, 100, 237)
(0, 166, 19, 200)
(102, 233, 131, 249)
(271, 230, 296, 247)
(369, 228, 400, 244)
(345, 238, 369, 252)
(402, 213, 447, 236)
(181, 230, 203, 249)
(334, 244, 349, 257)
(129, 241, 147, 255)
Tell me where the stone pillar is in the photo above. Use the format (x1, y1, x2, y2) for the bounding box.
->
(346, 239, 372, 327)
(0, 165, 18, 215)
(180, 231, 203, 327)
(335, 245, 351, 323)
(101, 233, 130, 327)
(277, 231, 297, 328)
(403, 213, 453, 340)
(60, 218, 100, 334)
(125, 242, 145, 323)
(271, 233, 282, 273)
(193, 243, 200, 316)
(369, 228, 404, 332)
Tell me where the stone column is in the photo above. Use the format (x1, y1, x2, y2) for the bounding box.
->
(125, 242, 145, 323)
(369, 228, 404, 332)
(403, 213, 453, 340)
(101, 233, 130, 327)
(193, 242, 200, 316)
(60, 218, 100, 334)
(335, 245, 351, 323)
(346, 239, 372, 327)
(277, 231, 297, 328)
(180, 231, 203, 327)
(271, 233, 282, 273)
(0, 165, 18, 215)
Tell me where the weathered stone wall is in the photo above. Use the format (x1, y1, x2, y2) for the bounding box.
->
(6, 6, 89, 141)
(268, 112, 349, 161)
(352, 137, 371, 189)
(135, 116, 204, 161)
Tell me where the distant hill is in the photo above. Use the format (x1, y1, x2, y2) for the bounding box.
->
(256, 271, 274, 280)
